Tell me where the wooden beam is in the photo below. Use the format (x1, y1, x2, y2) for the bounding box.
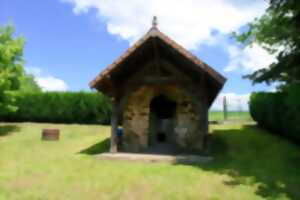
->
(110, 98, 119, 153)
(160, 59, 191, 83)
(151, 38, 162, 76)
(129, 76, 181, 85)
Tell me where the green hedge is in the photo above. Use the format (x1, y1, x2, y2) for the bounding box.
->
(250, 84, 300, 141)
(0, 92, 112, 124)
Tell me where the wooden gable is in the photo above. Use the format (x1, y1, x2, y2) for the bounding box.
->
(90, 26, 226, 106)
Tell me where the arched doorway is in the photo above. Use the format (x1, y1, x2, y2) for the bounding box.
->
(149, 94, 176, 151)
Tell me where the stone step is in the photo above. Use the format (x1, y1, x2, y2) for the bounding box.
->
(96, 153, 213, 164)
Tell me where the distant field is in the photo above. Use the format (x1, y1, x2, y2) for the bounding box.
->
(209, 111, 251, 121)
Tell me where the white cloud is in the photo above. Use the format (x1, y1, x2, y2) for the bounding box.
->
(62, 0, 268, 50)
(26, 67, 68, 91)
(35, 76, 68, 91)
(224, 44, 277, 72)
(211, 92, 250, 111)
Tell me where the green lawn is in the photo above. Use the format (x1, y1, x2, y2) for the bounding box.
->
(0, 122, 299, 200)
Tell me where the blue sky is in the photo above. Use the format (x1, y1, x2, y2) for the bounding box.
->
(0, 0, 275, 110)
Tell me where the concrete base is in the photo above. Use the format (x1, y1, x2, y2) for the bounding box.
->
(95, 153, 213, 164)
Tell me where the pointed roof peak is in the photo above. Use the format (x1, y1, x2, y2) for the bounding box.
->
(148, 16, 160, 35)
(152, 16, 158, 28)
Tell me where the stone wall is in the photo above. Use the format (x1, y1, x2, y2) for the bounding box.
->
(122, 84, 207, 152)
(174, 94, 203, 150)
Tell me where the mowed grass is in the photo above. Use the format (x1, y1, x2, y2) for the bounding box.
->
(0, 122, 299, 200)
(209, 111, 252, 121)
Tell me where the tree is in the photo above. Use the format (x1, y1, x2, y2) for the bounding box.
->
(19, 74, 41, 93)
(0, 24, 25, 114)
(235, 0, 300, 88)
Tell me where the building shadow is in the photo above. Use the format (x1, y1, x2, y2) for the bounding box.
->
(79, 138, 110, 155)
(0, 124, 20, 137)
(175, 124, 300, 200)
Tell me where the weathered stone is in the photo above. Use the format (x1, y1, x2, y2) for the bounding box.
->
(121, 83, 206, 152)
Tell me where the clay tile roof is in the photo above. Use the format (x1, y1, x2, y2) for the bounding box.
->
(89, 26, 226, 89)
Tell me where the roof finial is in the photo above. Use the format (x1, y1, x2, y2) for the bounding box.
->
(152, 16, 158, 28)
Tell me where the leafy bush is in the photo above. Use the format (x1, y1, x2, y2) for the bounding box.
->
(250, 84, 300, 141)
(0, 91, 112, 124)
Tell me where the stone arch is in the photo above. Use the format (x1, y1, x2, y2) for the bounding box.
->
(149, 94, 177, 146)
(122, 83, 205, 152)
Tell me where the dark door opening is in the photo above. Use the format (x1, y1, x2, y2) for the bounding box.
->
(157, 132, 166, 143)
(149, 94, 176, 145)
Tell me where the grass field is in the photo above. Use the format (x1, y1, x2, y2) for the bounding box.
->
(0, 122, 299, 200)
(209, 111, 252, 121)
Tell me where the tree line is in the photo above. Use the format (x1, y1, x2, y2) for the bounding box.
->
(0, 24, 112, 124)
(235, 0, 300, 140)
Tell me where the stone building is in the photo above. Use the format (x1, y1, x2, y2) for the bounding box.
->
(90, 18, 226, 154)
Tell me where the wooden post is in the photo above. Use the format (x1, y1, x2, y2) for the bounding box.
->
(110, 98, 119, 153)
(201, 73, 208, 137)
(223, 96, 228, 121)
(202, 100, 209, 136)
(197, 94, 209, 150)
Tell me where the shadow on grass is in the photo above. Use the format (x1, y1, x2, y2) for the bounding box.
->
(79, 138, 110, 155)
(176, 124, 300, 200)
(0, 125, 20, 137)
